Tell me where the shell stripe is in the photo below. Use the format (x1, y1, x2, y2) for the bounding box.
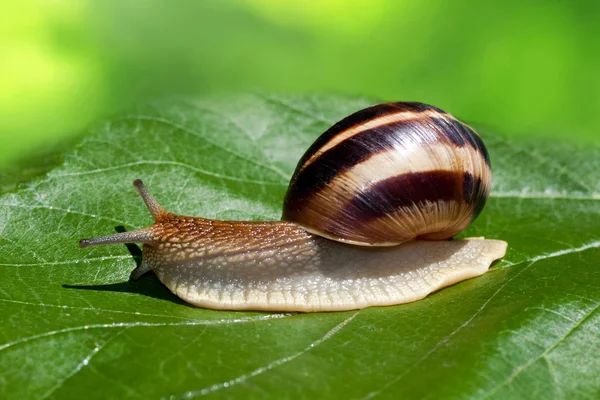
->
(322, 170, 487, 244)
(463, 171, 490, 222)
(298, 103, 488, 172)
(344, 170, 481, 218)
(284, 118, 489, 216)
(302, 109, 456, 169)
(287, 142, 489, 222)
(329, 143, 489, 198)
(431, 117, 491, 167)
(295, 102, 447, 170)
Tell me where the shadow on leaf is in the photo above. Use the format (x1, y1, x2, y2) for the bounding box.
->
(63, 226, 191, 307)
(62, 277, 190, 306)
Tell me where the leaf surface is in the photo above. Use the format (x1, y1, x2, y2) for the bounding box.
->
(0, 94, 598, 399)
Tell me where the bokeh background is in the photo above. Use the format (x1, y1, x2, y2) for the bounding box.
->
(2, 0, 599, 171)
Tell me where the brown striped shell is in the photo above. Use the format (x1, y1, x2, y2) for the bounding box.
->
(282, 102, 491, 246)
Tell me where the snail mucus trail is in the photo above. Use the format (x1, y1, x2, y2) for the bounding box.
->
(79, 102, 508, 312)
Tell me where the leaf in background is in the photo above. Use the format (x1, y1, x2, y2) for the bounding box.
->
(0, 94, 598, 399)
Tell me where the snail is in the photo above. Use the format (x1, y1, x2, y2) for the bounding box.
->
(79, 102, 507, 312)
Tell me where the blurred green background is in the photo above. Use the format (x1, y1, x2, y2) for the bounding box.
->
(1, 0, 599, 170)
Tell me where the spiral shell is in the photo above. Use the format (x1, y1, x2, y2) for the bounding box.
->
(282, 102, 491, 246)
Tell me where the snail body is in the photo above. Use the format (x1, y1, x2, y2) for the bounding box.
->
(79, 102, 507, 312)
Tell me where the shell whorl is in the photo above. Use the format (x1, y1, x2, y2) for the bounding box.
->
(282, 102, 491, 246)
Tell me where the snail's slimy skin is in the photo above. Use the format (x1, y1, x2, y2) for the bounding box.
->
(133, 216, 506, 312)
(151, 235, 506, 312)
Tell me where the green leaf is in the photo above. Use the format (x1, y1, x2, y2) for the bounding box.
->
(0, 138, 77, 195)
(1, 94, 598, 399)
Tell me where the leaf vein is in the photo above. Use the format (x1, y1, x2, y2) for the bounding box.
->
(499, 240, 600, 270)
(177, 312, 359, 398)
(0, 297, 205, 321)
(258, 94, 332, 126)
(481, 302, 600, 398)
(491, 191, 600, 201)
(180, 100, 289, 179)
(0, 203, 138, 229)
(51, 160, 285, 186)
(0, 314, 292, 353)
(39, 328, 129, 399)
(491, 135, 593, 192)
(122, 115, 288, 180)
(0, 255, 131, 267)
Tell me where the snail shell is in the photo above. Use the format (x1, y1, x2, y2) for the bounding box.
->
(283, 102, 491, 245)
(78, 102, 507, 312)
